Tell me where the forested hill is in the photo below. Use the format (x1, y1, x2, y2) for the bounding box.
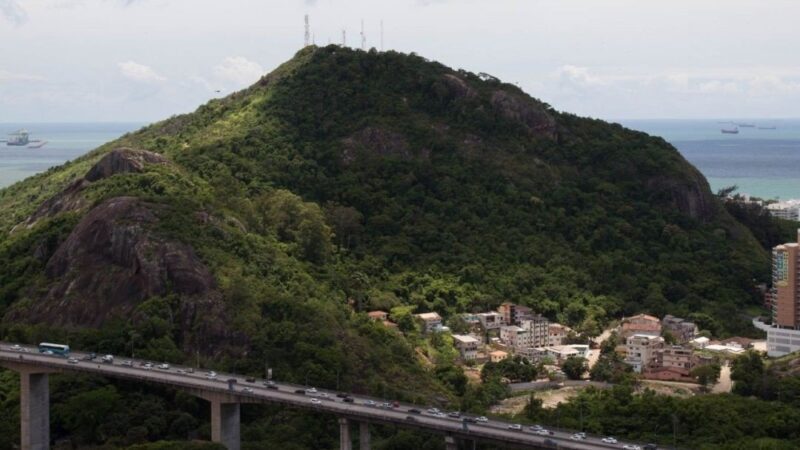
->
(0, 45, 768, 345)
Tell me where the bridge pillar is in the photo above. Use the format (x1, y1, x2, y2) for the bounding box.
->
(210, 400, 240, 450)
(339, 417, 352, 450)
(20, 371, 50, 450)
(358, 421, 370, 450)
(444, 435, 457, 450)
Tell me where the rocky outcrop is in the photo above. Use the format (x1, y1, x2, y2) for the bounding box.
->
(12, 148, 169, 231)
(646, 168, 717, 223)
(84, 147, 169, 182)
(341, 127, 429, 164)
(490, 90, 557, 140)
(6, 197, 216, 327)
(442, 74, 478, 100)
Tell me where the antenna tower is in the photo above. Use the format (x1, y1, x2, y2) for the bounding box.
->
(360, 19, 366, 50)
(342, 29, 346, 46)
(380, 20, 384, 51)
(304, 15, 310, 47)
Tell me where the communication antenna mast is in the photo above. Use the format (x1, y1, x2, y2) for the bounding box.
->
(304, 15, 310, 47)
(342, 29, 346, 46)
(312, 32, 316, 46)
(380, 20, 384, 51)
(360, 19, 366, 50)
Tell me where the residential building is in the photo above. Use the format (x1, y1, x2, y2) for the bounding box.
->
(490, 350, 508, 363)
(476, 312, 505, 330)
(662, 315, 698, 343)
(689, 336, 710, 349)
(498, 303, 534, 326)
(452, 334, 479, 361)
(500, 325, 528, 349)
(754, 230, 800, 356)
(621, 314, 662, 338)
(625, 334, 665, 373)
(540, 345, 580, 363)
(548, 324, 570, 346)
(367, 311, 389, 322)
(521, 315, 550, 348)
(766, 201, 800, 221)
(415, 312, 443, 333)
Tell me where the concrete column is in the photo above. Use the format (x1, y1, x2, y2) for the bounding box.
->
(444, 435, 457, 450)
(339, 418, 352, 450)
(210, 400, 240, 450)
(20, 372, 49, 450)
(358, 421, 370, 450)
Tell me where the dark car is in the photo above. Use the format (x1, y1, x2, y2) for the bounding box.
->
(448, 411, 461, 418)
(337, 393, 348, 398)
(408, 408, 421, 414)
(405, 415, 417, 422)
(83, 353, 97, 361)
(245, 377, 256, 383)
(266, 383, 278, 390)
(343, 397, 354, 403)
(294, 389, 306, 394)
(543, 439, 558, 448)
(643, 445, 658, 450)
(463, 417, 477, 423)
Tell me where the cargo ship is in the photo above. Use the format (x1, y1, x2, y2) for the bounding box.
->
(721, 127, 739, 134)
(1, 130, 47, 148)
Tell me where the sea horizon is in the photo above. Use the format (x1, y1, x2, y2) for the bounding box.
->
(2, 119, 800, 201)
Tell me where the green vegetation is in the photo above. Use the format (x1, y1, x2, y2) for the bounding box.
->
(520, 385, 800, 449)
(0, 46, 789, 447)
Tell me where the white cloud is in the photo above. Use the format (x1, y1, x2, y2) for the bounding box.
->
(212, 56, 264, 86)
(555, 65, 605, 89)
(0, 69, 44, 83)
(117, 61, 167, 83)
(0, 0, 26, 25)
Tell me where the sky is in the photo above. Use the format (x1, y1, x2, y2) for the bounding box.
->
(1, 0, 799, 122)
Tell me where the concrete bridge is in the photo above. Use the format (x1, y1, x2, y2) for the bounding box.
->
(0, 343, 642, 450)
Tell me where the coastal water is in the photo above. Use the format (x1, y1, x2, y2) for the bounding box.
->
(622, 119, 800, 200)
(1, 120, 799, 201)
(0, 123, 143, 189)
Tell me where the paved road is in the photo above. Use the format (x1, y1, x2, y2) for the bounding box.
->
(509, 380, 612, 393)
(0, 342, 652, 450)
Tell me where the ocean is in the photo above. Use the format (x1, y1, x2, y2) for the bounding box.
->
(0, 123, 144, 189)
(622, 119, 800, 200)
(1, 120, 799, 200)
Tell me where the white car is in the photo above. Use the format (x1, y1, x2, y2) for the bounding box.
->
(121, 360, 133, 367)
(536, 429, 550, 436)
(157, 363, 170, 370)
(67, 358, 79, 364)
(176, 369, 186, 374)
(427, 408, 440, 414)
(434, 412, 447, 418)
(310, 398, 322, 405)
(305, 387, 318, 395)
(319, 392, 329, 398)
(622, 445, 641, 450)
(206, 371, 217, 380)
(507, 424, 522, 431)
(364, 400, 376, 406)
(571, 433, 585, 440)
(143, 362, 153, 370)
(9, 344, 22, 352)
(602, 437, 618, 444)
(476, 416, 489, 423)
(242, 387, 254, 393)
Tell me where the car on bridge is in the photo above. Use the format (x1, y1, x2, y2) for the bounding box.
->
(507, 424, 522, 431)
(475, 416, 488, 423)
(310, 398, 322, 405)
(67, 358, 79, 364)
(602, 437, 618, 444)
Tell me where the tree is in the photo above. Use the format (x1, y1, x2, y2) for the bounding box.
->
(562, 356, 588, 380)
(732, 351, 766, 396)
(691, 363, 721, 392)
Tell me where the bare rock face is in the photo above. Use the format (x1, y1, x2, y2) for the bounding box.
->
(490, 90, 557, 140)
(442, 74, 478, 100)
(84, 147, 169, 182)
(12, 148, 169, 232)
(647, 168, 717, 223)
(341, 127, 429, 165)
(7, 197, 215, 327)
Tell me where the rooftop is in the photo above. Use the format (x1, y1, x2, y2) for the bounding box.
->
(452, 334, 480, 344)
(415, 312, 442, 321)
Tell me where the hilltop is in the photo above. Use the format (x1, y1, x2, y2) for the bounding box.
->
(0, 46, 772, 446)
